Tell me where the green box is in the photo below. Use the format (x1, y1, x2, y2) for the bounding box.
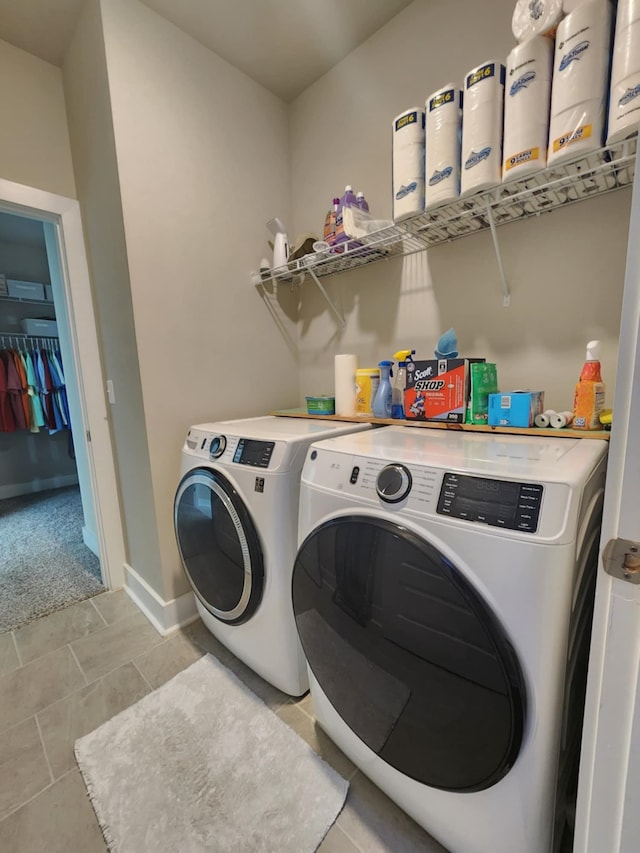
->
(465, 363, 498, 425)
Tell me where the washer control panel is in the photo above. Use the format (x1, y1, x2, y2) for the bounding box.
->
(437, 472, 543, 533)
(232, 438, 275, 468)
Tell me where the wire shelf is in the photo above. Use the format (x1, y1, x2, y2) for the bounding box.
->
(252, 137, 637, 286)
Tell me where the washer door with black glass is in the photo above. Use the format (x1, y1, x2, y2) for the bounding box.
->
(174, 467, 264, 624)
(292, 515, 527, 792)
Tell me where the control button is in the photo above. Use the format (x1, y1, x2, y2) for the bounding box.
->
(310, 450, 318, 461)
(209, 435, 227, 458)
(349, 466, 360, 485)
(376, 464, 412, 503)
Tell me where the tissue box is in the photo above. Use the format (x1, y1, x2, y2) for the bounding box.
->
(488, 391, 544, 427)
(405, 358, 485, 423)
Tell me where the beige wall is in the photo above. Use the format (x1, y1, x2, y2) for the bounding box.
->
(0, 39, 76, 198)
(290, 0, 629, 412)
(97, 0, 297, 599)
(64, 0, 163, 591)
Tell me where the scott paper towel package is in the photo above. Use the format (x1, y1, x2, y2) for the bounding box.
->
(425, 85, 462, 208)
(392, 108, 425, 220)
(548, 0, 613, 165)
(512, 0, 564, 42)
(461, 62, 505, 196)
(503, 36, 554, 180)
(607, 0, 640, 144)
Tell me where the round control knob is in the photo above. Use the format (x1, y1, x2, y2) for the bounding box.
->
(209, 435, 227, 458)
(376, 464, 412, 503)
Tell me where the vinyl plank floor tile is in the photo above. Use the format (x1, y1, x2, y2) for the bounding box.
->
(0, 632, 19, 676)
(0, 718, 51, 821)
(37, 662, 151, 779)
(0, 769, 107, 853)
(0, 646, 85, 733)
(318, 823, 362, 852)
(70, 611, 162, 683)
(277, 702, 356, 782)
(134, 632, 204, 689)
(13, 599, 106, 665)
(91, 588, 141, 625)
(336, 771, 450, 853)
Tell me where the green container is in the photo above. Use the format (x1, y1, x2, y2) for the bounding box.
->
(305, 396, 336, 415)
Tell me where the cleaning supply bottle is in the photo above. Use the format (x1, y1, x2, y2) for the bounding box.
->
(573, 340, 606, 430)
(392, 349, 415, 419)
(356, 191, 370, 212)
(372, 360, 394, 419)
(324, 197, 340, 245)
(333, 185, 357, 251)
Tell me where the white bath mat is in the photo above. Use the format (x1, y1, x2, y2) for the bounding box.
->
(75, 654, 348, 852)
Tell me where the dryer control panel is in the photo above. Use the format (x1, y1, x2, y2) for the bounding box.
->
(437, 472, 543, 533)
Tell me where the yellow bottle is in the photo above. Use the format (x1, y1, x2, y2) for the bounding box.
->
(573, 340, 606, 430)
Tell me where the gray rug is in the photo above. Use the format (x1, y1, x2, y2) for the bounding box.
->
(75, 654, 349, 853)
(0, 486, 104, 632)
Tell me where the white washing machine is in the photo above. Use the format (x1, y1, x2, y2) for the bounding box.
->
(291, 426, 608, 853)
(173, 415, 373, 696)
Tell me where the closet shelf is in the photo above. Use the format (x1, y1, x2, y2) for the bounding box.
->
(252, 137, 637, 287)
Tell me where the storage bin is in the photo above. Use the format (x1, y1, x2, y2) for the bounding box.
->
(7, 279, 46, 301)
(44, 284, 54, 302)
(20, 318, 58, 337)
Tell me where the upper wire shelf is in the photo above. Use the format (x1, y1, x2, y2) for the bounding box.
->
(252, 137, 637, 287)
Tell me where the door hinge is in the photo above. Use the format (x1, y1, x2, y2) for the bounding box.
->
(603, 538, 640, 584)
(86, 430, 91, 443)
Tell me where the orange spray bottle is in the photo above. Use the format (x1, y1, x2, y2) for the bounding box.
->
(573, 340, 606, 430)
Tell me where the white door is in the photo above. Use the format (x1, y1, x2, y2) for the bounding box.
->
(0, 178, 125, 589)
(575, 144, 640, 852)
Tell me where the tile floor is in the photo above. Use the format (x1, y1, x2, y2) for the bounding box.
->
(0, 589, 448, 853)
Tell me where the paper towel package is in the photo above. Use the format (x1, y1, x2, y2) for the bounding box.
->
(607, 0, 640, 144)
(461, 61, 505, 196)
(503, 36, 554, 180)
(392, 108, 425, 220)
(425, 85, 462, 208)
(512, 0, 564, 42)
(548, 0, 613, 166)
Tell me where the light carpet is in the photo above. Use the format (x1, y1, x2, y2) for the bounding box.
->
(0, 486, 104, 632)
(75, 654, 349, 853)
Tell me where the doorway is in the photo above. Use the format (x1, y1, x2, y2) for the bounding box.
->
(0, 177, 126, 603)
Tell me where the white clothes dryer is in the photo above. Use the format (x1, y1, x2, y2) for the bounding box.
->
(291, 426, 608, 853)
(173, 415, 372, 696)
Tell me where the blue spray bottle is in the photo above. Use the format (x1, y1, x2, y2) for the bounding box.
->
(372, 361, 394, 419)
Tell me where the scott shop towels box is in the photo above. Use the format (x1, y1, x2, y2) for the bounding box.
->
(405, 358, 485, 423)
(488, 391, 545, 427)
(392, 108, 425, 220)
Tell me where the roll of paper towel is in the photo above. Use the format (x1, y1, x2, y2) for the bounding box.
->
(503, 37, 554, 180)
(392, 108, 425, 220)
(461, 62, 505, 196)
(334, 354, 358, 416)
(548, 0, 613, 166)
(607, 0, 640, 144)
(512, 0, 564, 42)
(425, 85, 462, 209)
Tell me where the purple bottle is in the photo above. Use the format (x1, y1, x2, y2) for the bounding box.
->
(333, 185, 357, 250)
(356, 191, 369, 212)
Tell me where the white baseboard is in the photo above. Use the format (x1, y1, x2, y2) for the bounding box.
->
(0, 474, 79, 501)
(82, 525, 99, 558)
(123, 563, 198, 636)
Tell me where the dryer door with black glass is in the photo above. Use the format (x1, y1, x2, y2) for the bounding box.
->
(292, 515, 527, 792)
(174, 468, 264, 624)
